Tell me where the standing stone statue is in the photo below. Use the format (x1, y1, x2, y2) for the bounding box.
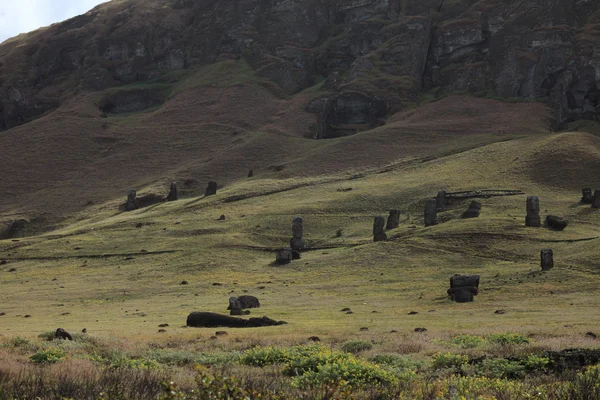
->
(461, 201, 482, 219)
(166, 182, 179, 201)
(436, 191, 446, 212)
(248, 170, 254, 178)
(447, 274, 480, 303)
(373, 216, 387, 242)
(592, 190, 600, 208)
(290, 217, 305, 250)
(541, 249, 554, 271)
(229, 297, 243, 316)
(205, 181, 218, 196)
(386, 210, 400, 230)
(525, 196, 541, 227)
(125, 190, 138, 211)
(424, 199, 438, 227)
(581, 188, 593, 204)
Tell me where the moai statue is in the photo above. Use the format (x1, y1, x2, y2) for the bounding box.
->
(525, 196, 541, 227)
(541, 249, 554, 271)
(275, 249, 293, 265)
(373, 216, 387, 242)
(229, 297, 243, 316)
(166, 182, 179, 201)
(248, 169, 254, 178)
(424, 199, 438, 227)
(592, 190, 600, 209)
(581, 188, 593, 204)
(205, 181, 218, 196)
(386, 210, 400, 230)
(436, 191, 446, 212)
(447, 274, 480, 303)
(461, 201, 482, 219)
(125, 190, 138, 211)
(290, 217, 305, 250)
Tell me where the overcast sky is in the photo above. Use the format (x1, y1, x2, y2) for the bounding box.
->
(0, 0, 107, 44)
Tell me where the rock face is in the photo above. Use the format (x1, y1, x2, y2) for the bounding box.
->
(166, 182, 179, 202)
(424, 199, 437, 227)
(290, 217, 305, 250)
(386, 210, 400, 230)
(447, 274, 480, 303)
(461, 201, 481, 219)
(205, 181, 218, 197)
(593, 190, 600, 209)
(546, 215, 568, 231)
(541, 249, 554, 271)
(186, 312, 287, 328)
(581, 189, 593, 204)
(373, 216, 387, 242)
(125, 190, 138, 211)
(526, 196, 541, 227)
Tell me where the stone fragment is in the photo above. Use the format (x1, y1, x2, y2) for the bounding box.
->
(424, 199, 437, 227)
(373, 216, 387, 242)
(386, 210, 400, 230)
(205, 181, 218, 196)
(461, 201, 482, 219)
(541, 249, 554, 271)
(526, 196, 541, 227)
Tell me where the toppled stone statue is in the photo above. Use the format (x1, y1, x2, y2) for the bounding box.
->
(290, 217, 305, 250)
(166, 182, 179, 201)
(125, 190, 139, 211)
(461, 201, 482, 219)
(447, 274, 480, 303)
(205, 181, 218, 196)
(546, 215, 568, 231)
(424, 199, 438, 227)
(55, 328, 73, 341)
(228, 297, 243, 315)
(581, 188, 593, 204)
(373, 216, 387, 242)
(592, 190, 600, 208)
(436, 191, 446, 211)
(186, 312, 287, 328)
(276, 249, 293, 265)
(525, 196, 541, 227)
(386, 210, 400, 230)
(541, 249, 554, 271)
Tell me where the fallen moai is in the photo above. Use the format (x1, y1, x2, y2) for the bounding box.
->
(186, 312, 287, 328)
(461, 201, 482, 219)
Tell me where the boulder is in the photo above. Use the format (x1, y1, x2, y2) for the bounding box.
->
(386, 210, 400, 230)
(461, 201, 482, 219)
(526, 196, 541, 227)
(238, 295, 260, 309)
(541, 249, 554, 271)
(424, 199, 437, 227)
(205, 181, 218, 196)
(373, 216, 387, 242)
(186, 312, 286, 328)
(275, 249, 293, 265)
(545, 215, 568, 231)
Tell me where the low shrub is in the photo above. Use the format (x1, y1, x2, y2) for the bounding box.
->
(431, 352, 469, 370)
(476, 358, 526, 379)
(368, 354, 423, 372)
(340, 340, 373, 354)
(487, 333, 530, 346)
(30, 348, 67, 364)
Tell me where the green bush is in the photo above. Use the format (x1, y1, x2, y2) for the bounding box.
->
(523, 354, 549, 371)
(30, 348, 67, 364)
(446, 334, 486, 349)
(368, 354, 423, 372)
(431, 352, 469, 370)
(476, 358, 526, 379)
(487, 333, 530, 346)
(147, 349, 240, 366)
(282, 348, 352, 377)
(239, 346, 292, 367)
(109, 356, 160, 370)
(340, 340, 373, 354)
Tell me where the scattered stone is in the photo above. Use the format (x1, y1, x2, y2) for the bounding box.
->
(414, 328, 427, 332)
(436, 191, 446, 212)
(248, 170, 254, 178)
(359, 327, 369, 331)
(219, 215, 226, 221)
(0, 312, 5, 316)
(275, 249, 293, 265)
(541, 249, 554, 271)
(166, 182, 179, 201)
(373, 216, 387, 242)
(390, 330, 398, 333)
(0, 260, 7, 265)
(461, 201, 482, 219)
(55, 328, 73, 341)
(24, 315, 31, 318)
(209, 335, 218, 340)
(158, 323, 169, 328)
(308, 336, 320, 342)
(8, 268, 16, 272)
(180, 280, 189, 285)
(158, 329, 167, 333)
(424, 199, 438, 227)
(494, 310, 506, 314)
(346, 311, 354, 314)
(591, 189, 600, 208)
(526, 196, 541, 227)
(186, 312, 287, 328)
(290, 217, 305, 250)
(585, 332, 597, 339)
(386, 210, 400, 230)
(216, 331, 228, 336)
(448, 274, 480, 303)
(212, 282, 222, 286)
(125, 189, 139, 211)
(341, 308, 351, 312)
(581, 188, 593, 204)
(546, 215, 568, 231)
(205, 181, 218, 196)
(408, 311, 418, 315)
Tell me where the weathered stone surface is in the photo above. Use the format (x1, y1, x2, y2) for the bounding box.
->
(461, 201, 481, 219)
(581, 188, 593, 204)
(592, 190, 600, 209)
(526, 196, 541, 227)
(424, 199, 437, 227)
(125, 190, 138, 211)
(276, 249, 293, 265)
(386, 210, 400, 230)
(290, 217, 305, 250)
(546, 215, 568, 231)
(373, 216, 387, 242)
(205, 181, 217, 196)
(436, 191, 446, 211)
(186, 312, 287, 328)
(541, 249, 554, 271)
(166, 182, 179, 202)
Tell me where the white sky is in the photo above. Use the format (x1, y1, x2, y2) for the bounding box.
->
(0, 0, 108, 44)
